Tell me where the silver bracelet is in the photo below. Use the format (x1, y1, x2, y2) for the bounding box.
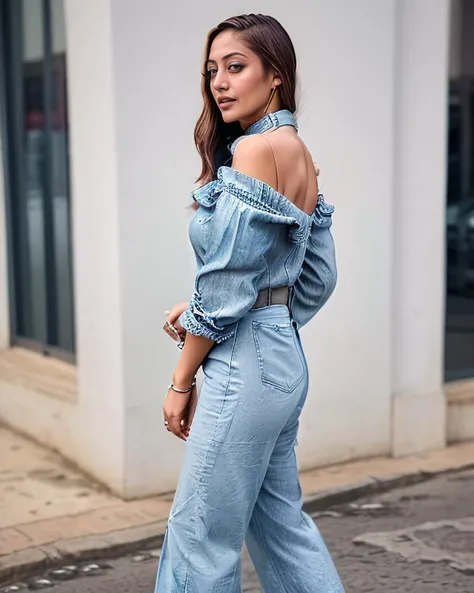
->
(168, 378, 196, 393)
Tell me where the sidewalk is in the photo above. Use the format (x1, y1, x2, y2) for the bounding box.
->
(1, 424, 474, 585)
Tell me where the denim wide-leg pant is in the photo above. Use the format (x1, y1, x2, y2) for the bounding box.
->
(155, 304, 345, 592)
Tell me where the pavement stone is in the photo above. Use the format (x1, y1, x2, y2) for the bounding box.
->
(1, 424, 474, 586)
(14, 499, 172, 547)
(0, 428, 117, 531)
(0, 532, 31, 555)
(353, 517, 474, 572)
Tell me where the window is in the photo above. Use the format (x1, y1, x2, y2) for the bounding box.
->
(1, 0, 74, 359)
(445, 78, 474, 380)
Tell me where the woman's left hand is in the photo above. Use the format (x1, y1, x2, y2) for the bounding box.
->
(163, 384, 192, 440)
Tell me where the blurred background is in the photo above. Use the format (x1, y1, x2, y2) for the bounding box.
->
(0, 0, 472, 499)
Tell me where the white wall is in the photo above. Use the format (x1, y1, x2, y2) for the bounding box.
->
(0, 0, 451, 497)
(64, 0, 126, 492)
(287, 0, 397, 467)
(391, 0, 449, 455)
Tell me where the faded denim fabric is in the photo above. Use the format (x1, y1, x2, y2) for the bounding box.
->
(178, 109, 337, 343)
(155, 110, 344, 592)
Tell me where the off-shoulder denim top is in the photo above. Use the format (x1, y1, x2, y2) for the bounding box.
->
(179, 109, 337, 344)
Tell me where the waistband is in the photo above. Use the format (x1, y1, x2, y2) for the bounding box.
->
(247, 303, 293, 325)
(251, 285, 289, 310)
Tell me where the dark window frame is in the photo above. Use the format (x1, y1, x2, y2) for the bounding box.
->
(0, 0, 75, 363)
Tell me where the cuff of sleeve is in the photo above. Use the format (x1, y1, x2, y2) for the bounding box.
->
(178, 303, 236, 345)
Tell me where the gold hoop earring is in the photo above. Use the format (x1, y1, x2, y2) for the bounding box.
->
(263, 87, 277, 115)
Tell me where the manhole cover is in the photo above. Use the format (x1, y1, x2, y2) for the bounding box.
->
(415, 526, 474, 553)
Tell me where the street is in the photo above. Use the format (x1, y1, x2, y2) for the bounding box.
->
(3, 468, 474, 592)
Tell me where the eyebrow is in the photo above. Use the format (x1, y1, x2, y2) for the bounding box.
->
(206, 52, 248, 64)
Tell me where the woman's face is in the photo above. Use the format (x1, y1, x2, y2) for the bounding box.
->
(207, 30, 280, 129)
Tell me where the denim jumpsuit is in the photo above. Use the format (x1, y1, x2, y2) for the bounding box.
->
(155, 110, 345, 592)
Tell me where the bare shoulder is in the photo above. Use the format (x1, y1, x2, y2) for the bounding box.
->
(232, 135, 277, 189)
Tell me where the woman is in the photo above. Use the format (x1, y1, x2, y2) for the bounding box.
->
(155, 13, 345, 593)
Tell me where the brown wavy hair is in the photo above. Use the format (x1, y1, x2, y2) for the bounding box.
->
(194, 14, 297, 188)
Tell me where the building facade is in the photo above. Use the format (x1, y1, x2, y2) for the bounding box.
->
(0, 0, 472, 498)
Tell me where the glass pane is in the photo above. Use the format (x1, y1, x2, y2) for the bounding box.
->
(445, 80, 474, 380)
(49, 0, 74, 351)
(22, 0, 48, 344)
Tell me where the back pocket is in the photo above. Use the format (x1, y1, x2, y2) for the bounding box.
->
(251, 321, 305, 393)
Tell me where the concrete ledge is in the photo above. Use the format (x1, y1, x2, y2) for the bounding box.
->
(446, 378, 474, 443)
(0, 347, 77, 403)
(391, 389, 446, 457)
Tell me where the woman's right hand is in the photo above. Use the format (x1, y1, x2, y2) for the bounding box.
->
(163, 302, 189, 343)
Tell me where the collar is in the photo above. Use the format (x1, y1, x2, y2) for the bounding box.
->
(244, 109, 298, 136)
(229, 109, 298, 155)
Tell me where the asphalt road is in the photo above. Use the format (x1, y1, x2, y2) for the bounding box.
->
(3, 469, 474, 592)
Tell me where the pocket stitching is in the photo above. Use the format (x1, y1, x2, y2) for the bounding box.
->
(251, 321, 305, 393)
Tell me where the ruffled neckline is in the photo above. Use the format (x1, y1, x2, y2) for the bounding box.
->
(192, 166, 334, 230)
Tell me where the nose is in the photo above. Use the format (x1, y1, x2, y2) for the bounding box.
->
(212, 69, 229, 92)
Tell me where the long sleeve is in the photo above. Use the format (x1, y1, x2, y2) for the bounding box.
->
(179, 188, 298, 344)
(292, 197, 338, 328)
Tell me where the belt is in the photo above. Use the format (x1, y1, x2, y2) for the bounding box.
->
(251, 285, 290, 310)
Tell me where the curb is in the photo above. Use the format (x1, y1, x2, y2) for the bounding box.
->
(0, 519, 168, 587)
(2, 461, 474, 586)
